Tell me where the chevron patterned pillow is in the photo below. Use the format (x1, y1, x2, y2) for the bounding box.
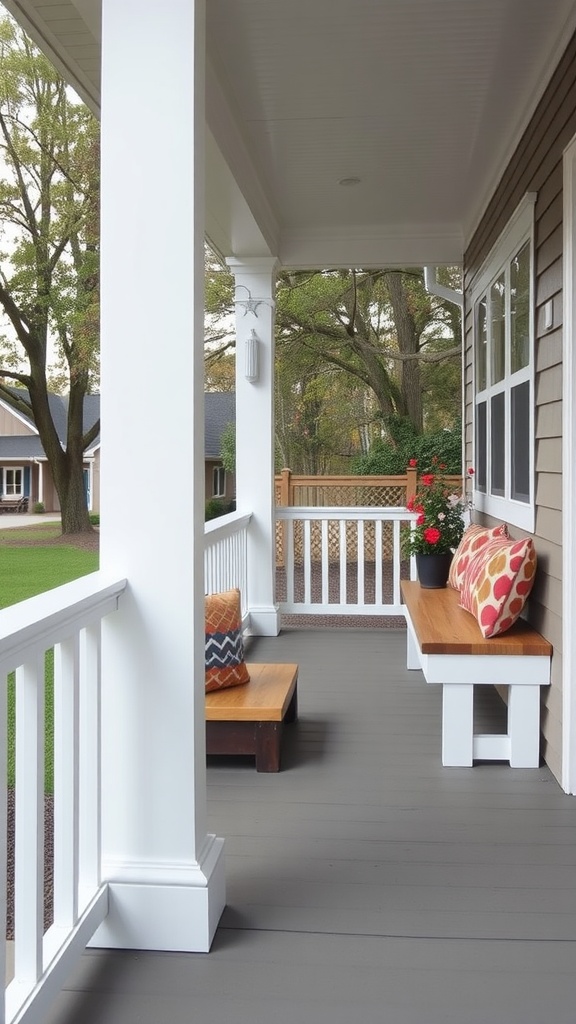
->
(205, 588, 250, 692)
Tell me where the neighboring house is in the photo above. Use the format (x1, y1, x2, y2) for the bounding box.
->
(204, 391, 235, 503)
(0, 390, 236, 515)
(0, 391, 100, 513)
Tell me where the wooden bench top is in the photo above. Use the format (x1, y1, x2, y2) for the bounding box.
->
(401, 581, 552, 657)
(205, 662, 298, 722)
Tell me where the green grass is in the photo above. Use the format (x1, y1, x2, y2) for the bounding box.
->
(0, 539, 99, 793)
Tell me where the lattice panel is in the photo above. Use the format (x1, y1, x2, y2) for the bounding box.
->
(292, 484, 406, 508)
(279, 518, 398, 565)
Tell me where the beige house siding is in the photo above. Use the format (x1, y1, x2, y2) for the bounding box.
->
(463, 31, 576, 784)
(0, 405, 35, 435)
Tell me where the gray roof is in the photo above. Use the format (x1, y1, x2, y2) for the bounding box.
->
(0, 388, 101, 459)
(204, 392, 235, 460)
(0, 390, 235, 460)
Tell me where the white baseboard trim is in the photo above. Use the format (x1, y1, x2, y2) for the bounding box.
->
(89, 836, 226, 952)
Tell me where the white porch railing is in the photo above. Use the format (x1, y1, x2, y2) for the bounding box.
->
(204, 512, 252, 627)
(1, 572, 126, 1024)
(276, 506, 416, 616)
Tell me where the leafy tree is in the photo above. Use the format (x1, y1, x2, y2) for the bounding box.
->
(204, 246, 462, 474)
(276, 268, 461, 438)
(0, 15, 99, 534)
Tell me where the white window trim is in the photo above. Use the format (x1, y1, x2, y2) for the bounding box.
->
(471, 193, 537, 533)
(4, 466, 24, 498)
(212, 465, 226, 498)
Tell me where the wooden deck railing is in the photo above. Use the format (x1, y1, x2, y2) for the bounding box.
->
(275, 506, 417, 617)
(1, 572, 127, 1024)
(204, 511, 252, 627)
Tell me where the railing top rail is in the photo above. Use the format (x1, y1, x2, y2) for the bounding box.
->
(0, 570, 127, 672)
(204, 510, 252, 540)
(276, 506, 417, 521)
(275, 474, 412, 484)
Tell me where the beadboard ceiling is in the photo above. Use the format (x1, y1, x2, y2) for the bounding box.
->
(4, 0, 576, 266)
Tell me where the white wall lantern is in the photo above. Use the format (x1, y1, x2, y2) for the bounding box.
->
(245, 329, 259, 382)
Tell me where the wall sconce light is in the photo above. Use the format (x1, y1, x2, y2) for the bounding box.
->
(245, 329, 259, 382)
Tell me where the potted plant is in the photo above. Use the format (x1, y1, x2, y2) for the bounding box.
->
(403, 458, 470, 588)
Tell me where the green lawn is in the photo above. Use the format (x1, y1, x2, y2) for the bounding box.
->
(0, 540, 99, 792)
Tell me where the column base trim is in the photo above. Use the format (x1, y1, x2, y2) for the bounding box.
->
(247, 604, 280, 636)
(90, 837, 225, 952)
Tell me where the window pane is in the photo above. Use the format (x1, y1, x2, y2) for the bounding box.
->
(490, 274, 506, 383)
(511, 241, 530, 372)
(476, 401, 487, 493)
(475, 297, 487, 392)
(511, 381, 530, 502)
(490, 393, 505, 497)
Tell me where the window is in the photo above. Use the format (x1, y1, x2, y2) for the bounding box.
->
(472, 194, 536, 532)
(4, 467, 23, 497)
(213, 466, 226, 498)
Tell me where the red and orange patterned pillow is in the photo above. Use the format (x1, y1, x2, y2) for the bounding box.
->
(205, 588, 250, 692)
(448, 523, 509, 591)
(459, 537, 537, 638)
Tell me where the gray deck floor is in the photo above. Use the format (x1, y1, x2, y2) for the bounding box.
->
(46, 627, 576, 1024)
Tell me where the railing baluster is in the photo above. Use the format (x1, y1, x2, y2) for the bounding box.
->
(321, 520, 329, 604)
(53, 637, 80, 932)
(375, 518, 383, 605)
(14, 654, 45, 990)
(304, 519, 311, 605)
(339, 520, 347, 604)
(357, 520, 365, 606)
(79, 623, 101, 907)
(286, 519, 295, 604)
(392, 518, 401, 605)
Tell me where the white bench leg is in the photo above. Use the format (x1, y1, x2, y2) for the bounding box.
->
(442, 684, 474, 766)
(508, 685, 541, 767)
(406, 622, 421, 670)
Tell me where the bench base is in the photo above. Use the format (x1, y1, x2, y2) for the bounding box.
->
(205, 663, 298, 772)
(401, 583, 551, 769)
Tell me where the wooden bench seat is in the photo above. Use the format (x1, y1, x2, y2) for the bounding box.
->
(205, 662, 298, 772)
(401, 581, 552, 768)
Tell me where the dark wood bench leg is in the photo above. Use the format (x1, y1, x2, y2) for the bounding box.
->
(285, 684, 298, 723)
(255, 722, 282, 772)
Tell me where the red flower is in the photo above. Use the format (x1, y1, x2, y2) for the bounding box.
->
(409, 458, 418, 467)
(406, 496, 415, 511)
(468, 467, 475, 476)
(423, 526, 441, 544)
(416, 513, 425, 526)
(421, 473, 435, 487)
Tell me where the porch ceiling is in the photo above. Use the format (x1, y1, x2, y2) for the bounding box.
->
(5, 0, 576, 266)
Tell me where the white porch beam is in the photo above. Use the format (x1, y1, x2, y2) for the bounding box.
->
(95, 0, 224, 951)
(228, 257, 280, 636)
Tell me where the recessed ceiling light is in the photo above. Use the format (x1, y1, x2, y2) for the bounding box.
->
(338, 176, 361, 187)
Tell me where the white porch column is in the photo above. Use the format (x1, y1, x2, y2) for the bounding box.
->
(95, 0, 225, 952)
(227, 257, 280, 636)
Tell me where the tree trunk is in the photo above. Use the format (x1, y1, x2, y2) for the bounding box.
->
(386, 272, 424, 432)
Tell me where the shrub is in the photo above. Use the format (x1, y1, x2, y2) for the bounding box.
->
(205, 498, 236, 521)
(89, 513, 100, 526)
(352, 418, 462, 475)
(32, 501, 45, 514)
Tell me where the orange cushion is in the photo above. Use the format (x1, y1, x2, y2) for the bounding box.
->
(459, 537, 537, 638)
(448, 523, 508, 591)
(205, 589, 250, 692)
